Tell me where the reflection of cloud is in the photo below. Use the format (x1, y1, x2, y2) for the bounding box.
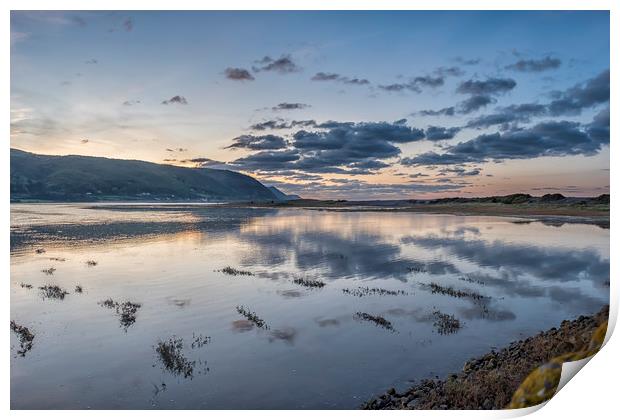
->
(231, 320, 254, 332)
(268, 327, 297, 344)
(315, 318, 340, 327)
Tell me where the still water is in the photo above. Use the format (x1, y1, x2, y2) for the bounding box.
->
(10, 204, 609, 409)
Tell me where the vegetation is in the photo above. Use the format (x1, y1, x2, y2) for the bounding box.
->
(220, 266, 254, 276)
(99, 299, 142, 330)
(10, 321, 35, 357)
(39, 284, 69, 300)
(155, 337, 195, 378)
(236, 305, 269, 329)
(293, 278, 326, 289)
(41, 267, 56, 275)
(420, 282, 487, 301)
(342, 287, 408, 297)
(431, 311, 462, 335)
(355, 312, 395, 331)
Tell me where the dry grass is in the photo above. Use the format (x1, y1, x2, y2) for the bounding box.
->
(10, 321, 35, 357)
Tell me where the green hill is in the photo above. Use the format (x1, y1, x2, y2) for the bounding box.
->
(10, 148, 279, 202)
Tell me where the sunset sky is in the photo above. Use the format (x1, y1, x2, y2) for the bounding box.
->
(10, 10, 610, 199)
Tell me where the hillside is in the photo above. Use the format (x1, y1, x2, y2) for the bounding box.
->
(10, 149, 279, 202)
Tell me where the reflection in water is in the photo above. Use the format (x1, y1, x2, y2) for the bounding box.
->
(10, 204, 609, 409)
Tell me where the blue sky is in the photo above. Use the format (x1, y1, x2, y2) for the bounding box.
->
(10, 11, 610, 199)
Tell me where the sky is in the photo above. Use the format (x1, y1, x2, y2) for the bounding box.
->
(10, 11, 610, 199)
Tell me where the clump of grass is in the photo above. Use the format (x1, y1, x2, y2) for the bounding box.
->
(236, 305, 269, 329)
(155, 337, 194, 378)
(74, 285, 83, 293)
(99, 299, 142, 330)
(220, 266, 254, 276)
(458, 276, 486, 286)
(41, 267, 56, 275)
(342, 287, 408, 297)
(421, 282, 487, 301)
(85, 260, 98, 267)
(190, 333, 211, 349)
(293, 278, 326, 289)
(20, 283, 33, 289)
(39, 284, 69, 300)
(35, 248, 46, 254)
(49, 257, 66, 262)
(431, 310, 462, 335)
(10, 321, 35, 357)
(355, 312, 395, 331)
(407, 266, 427, 274)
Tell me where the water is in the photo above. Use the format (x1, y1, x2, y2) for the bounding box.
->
(10, 204, 609, 409)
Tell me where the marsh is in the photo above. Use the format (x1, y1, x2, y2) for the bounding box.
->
(10, 203, 609, 409)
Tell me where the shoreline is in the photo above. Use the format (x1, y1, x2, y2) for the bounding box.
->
(362, 306, 609, 410)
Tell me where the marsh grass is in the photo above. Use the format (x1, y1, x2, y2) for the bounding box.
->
(35, 248, 46, 254)
(431, 310, 462, 335)
(342, 287, 408, 297)
(99, 298, 142, 329)
(39, 284, 69, 300)
(74, 285, 83, 293)
(10, 321, 35, 357)
(86, 260, 98, 266)
(220, 266, 254, 276)
(293, 278, 326, 289)
(355, 312, 395, 331)
(41, 267, 56, 275)
(421, 282, 487, 301)
(191, 333, 211, 349)
(20, 282, 33, 289)
(155, 337, 195, 378)
(49, 257, 66, 262)
(236, 305, 269, 329)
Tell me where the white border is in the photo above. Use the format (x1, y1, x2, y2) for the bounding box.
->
(3, 1, 617, 420)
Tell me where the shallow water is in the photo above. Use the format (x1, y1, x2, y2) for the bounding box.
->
(10, 204, 609, 409)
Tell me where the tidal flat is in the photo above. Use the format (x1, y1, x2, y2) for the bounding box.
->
(10, 203, 609, 409)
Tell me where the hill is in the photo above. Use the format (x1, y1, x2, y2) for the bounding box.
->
(10, 149, 280, 202)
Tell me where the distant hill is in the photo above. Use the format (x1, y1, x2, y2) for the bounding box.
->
(10, 148, 281, 202)
(267, 186, 301, 201)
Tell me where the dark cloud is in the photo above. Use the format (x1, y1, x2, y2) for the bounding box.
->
(404, 116, 609, 166)
(457, 77, 516, 96)
(417, 107, 456, 117)
(379, 75, 445, 93)
(225, 67, 255, 81)
(272, 102, 310, 111)
(311, 72, 370, 85)
(434, 66, 465, 77)
(84, 59, 98, 64)
(249, 119, 317, 131)
(161, 95, 188, 105)
(458, 95, 495, 114)
(547, 69, 609, 116)
(226, 134, 288, 150)
(454, 57, 481, 66)
(253, 55, 301, 74)
(425, 126, 461, 140)
(506, 56, 561, 72)
(122, 99, 141, 106)
(123, 18, 133, 32)
(465, 103, 547, 128)
(586, 107, 610, 143)
(232, 120, 427, 174)
(442, 167, 481, 176)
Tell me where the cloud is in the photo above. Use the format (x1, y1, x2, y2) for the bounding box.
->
(378, 75, 445, 93)
(123, 18, 133, 32)
(417, 107, 456, 117)
(465, 103, 547, 128)
(454, 57, 481, 65)
(434, 66, 465, 77)
(272, 102, 310, 111)
(225, 134, 288, 150)
(122, 99, 141, 106)
(425, 126, 461, 140)
(232, 120, 428, 174)
(249, 119, 317, 131)
(311, 72, 370, 85)
(161, 95, 188, 105)
(457, 95, 495, 114)
(457, 77, 516, 95)
(404, 115, 609, 166)
(84, 59, 98, 64)
(253, 55, 301, 73)
(506, 56, 561, 72)
(547, 69, 609, 116)
(225, 67, 255, 81)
